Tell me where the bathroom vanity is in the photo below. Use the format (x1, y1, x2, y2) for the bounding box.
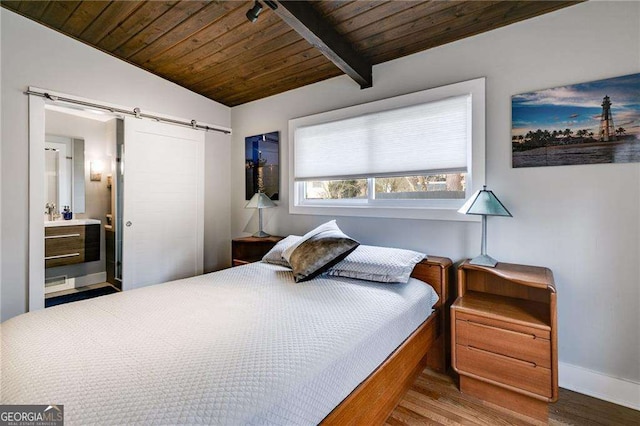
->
(45, 219, 100, 268)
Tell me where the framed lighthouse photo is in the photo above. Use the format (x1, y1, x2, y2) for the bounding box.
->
(511, 73, 640, 168)
(245, 131, 280, 200)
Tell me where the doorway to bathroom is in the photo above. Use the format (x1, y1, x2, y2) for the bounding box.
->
(43, 104, 122, 307)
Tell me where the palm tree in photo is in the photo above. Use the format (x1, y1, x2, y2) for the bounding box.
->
(525, 130, 535, 143)
(616, 127, 626, 137)
(563, 128, 573, 140)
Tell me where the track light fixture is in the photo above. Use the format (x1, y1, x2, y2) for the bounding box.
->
(246, 1, 277, 23)
(246, 1, 263, 23)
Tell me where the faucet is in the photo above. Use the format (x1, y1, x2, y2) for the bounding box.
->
(45, 202, 56, 221)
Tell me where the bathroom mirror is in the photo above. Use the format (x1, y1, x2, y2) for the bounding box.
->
(45, 135, 85, 214)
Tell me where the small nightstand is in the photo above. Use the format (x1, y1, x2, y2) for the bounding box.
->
(231, 236, 283, 266)
(451, 260, 557, 421)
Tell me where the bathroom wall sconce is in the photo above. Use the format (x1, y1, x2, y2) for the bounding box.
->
(90, 161, 103, 181)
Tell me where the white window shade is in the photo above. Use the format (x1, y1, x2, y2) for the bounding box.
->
(294, 94, 471, 181)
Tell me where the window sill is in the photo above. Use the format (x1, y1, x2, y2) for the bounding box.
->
(289, 203, 482, 222)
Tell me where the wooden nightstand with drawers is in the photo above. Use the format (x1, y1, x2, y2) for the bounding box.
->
(231, 236, 283, 266)
(452, 260, 557, 421)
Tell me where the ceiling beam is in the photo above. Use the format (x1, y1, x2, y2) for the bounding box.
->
(271, 1, 372, 89)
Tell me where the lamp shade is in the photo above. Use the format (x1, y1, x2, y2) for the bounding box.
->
(458, 185, 511, 217)
(245, 192, 276, 209)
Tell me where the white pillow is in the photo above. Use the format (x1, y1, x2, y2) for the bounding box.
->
(261, 235, 302, 267)
(325, 245, 426, 283)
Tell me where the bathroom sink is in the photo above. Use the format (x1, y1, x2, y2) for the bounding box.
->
(45, 219, 101, 227)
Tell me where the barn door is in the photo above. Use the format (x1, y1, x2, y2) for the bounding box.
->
(122, 118, 204, 291)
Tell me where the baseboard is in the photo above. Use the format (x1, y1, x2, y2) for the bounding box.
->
(73, 272, 107, 288)
(45, 275, 74, 294)
(559, 362, 640, 410)
(44, 272, 107, 295)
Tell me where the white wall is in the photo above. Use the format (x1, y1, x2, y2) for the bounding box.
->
(0, 9, 231, 321)
(231, 0, 640, 389)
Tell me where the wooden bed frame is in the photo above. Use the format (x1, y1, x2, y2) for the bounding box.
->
(322, 256, 453, 425)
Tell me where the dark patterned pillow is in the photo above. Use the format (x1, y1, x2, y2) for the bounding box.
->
(284, 221, 359, 282)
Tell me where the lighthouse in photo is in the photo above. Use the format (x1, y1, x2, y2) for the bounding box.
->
(599, 95, 616, 142)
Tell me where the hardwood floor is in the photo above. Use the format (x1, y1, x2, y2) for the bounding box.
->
(387, 369, 640, 425)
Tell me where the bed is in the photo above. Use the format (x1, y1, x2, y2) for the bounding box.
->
(1, 256, 452, 425)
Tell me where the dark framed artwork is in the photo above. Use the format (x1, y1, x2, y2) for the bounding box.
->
(245, 131, 279, 200)
(512, 73, 640, 168)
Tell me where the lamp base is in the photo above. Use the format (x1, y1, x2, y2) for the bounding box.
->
(469, 254, 499, 268)
(252, 230, 272, 238)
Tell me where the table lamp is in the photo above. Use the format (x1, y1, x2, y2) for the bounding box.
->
(458, 185, 512, 267)
(245, 192, 276, 237)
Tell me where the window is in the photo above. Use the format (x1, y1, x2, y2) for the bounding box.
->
(288, 78, 485, 221)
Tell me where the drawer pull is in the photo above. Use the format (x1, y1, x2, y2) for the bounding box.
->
(45, 233, 81, 239)
(467, 345, 538, 368)
(465, 319, 537, 340)
(45, 253, 80, 260)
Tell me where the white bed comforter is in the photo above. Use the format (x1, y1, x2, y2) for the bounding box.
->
(1, 262, 438, 425)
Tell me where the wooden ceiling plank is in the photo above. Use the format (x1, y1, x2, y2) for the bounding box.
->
(367, 1, 579, 64)
(353, 1, 499, 54)
(17, 1, 50, 19)
(129, 1, 240, 66)
(210, 52, 331, 100)
(309, 0, 358, 18)
(97, 1, 178, 52)
(80, 1, 146, 45)
(37, 1, 81, 29)
(113, 1, 209, 59)
(366, 0, 577, 63)
(185, 40, 318, 90)
(189, 37, 315, 93)
(176, 30, 304, 89)
(327, 0, 419, 36)
(365, 1, 521, 58)
(143, 2, 252, 71)
(0, 2, 22, 13)
(314, 0, 388, 24)
(272, 0, 372, 89)
(221, 62, 342, 106)
(339, 0, 475, 42)
(61, 1, 111, 37)
(200, 48, 327, 97)
(151, 16, 290, 81)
